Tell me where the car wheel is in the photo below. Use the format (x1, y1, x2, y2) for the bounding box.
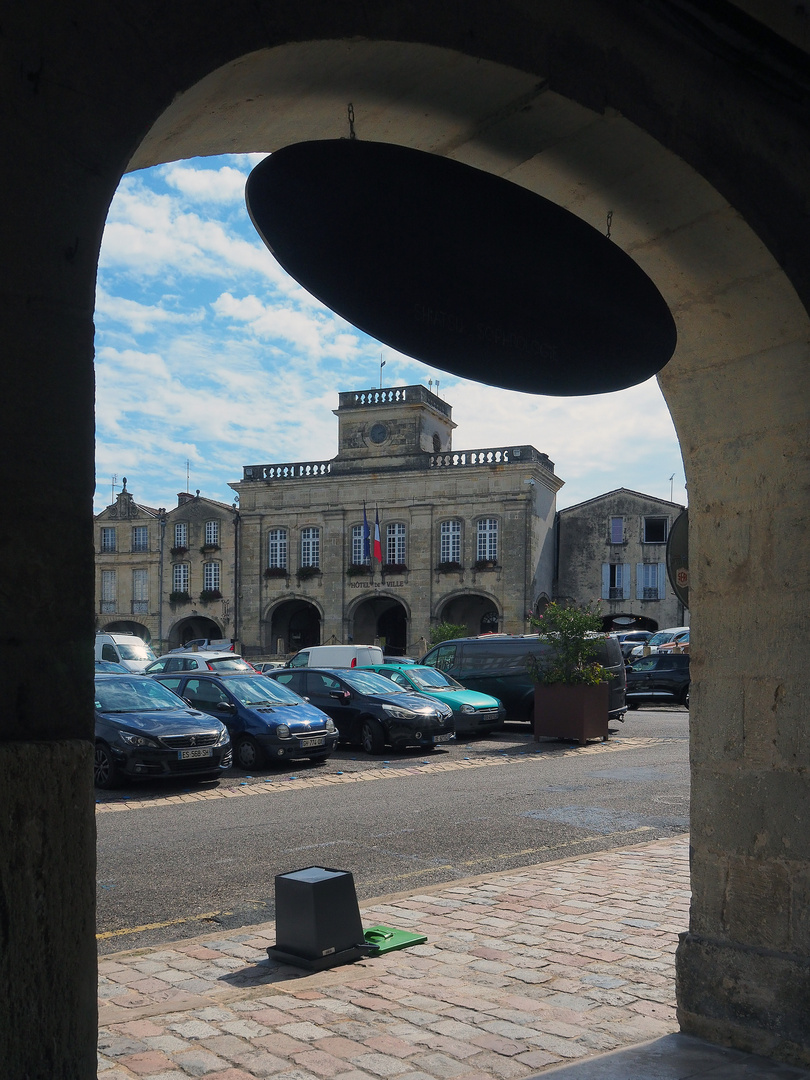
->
(682, 685, 690, 709)
(234, 735, 266, 770)
(627, 701, 639, 710)
(94, 742, 119, 789)
(360, 718, 386, 755)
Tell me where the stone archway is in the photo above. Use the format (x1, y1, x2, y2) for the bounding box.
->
(3, 5, 810, 1074)
(350, 595, 409, 655)
(438, 592, 500, 637)
(166, 615, 223, 651)
(266, 598, 321, 656)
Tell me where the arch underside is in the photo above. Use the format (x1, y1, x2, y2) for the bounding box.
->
(3, 4, 810, 1073)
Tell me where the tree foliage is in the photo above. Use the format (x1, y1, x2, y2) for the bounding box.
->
(528, 602, 607, 685)
(429, 621, 468, 645)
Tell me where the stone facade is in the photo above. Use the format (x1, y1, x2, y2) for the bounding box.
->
(555, 488, 688, 630)
(94, 484, 238, 653)
(231, 386, 563, 657)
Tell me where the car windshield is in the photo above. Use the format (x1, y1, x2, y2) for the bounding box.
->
(95, 676, 184, 712)
(647, 631, 675, 646)
(224, 675, 303, 706)
(338, 669, 408, 695)
(116, 642, 157, 661)
(404, 667, 461, 690)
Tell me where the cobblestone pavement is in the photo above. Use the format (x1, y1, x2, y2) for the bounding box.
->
(99, 834, 689, 1079)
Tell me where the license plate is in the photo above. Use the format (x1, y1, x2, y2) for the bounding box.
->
(178, 747, 213, 759)
(434, 733, 454, 744)
(299, 737, 325, 748)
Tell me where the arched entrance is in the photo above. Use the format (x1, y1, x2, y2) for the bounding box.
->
(267, 599, 320, 656)
(5, 6, 810, 1073)
(351, 596, 408, 655)
(167, 615, 223, 651)
(100, 620, 151, 643)
(438, 593, 500, 637)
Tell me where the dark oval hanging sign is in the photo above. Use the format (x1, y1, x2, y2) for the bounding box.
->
(246, 140, 677, 396)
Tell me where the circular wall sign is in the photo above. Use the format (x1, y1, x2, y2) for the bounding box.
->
(246, 140, 677, 397)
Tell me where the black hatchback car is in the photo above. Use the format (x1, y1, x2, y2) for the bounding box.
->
(269, 667, 455, 754)
(94, 672, 232, 788)
(152, 671, 338, 770)
(625, 653, 690, 708)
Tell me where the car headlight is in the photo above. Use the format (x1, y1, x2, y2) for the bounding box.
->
(275, 724, 291, 739)
(382, 704, 420, 719)
(325, 718, 336, 733)
(118, 731, 160, 748)
(460, 704, 475, 714)
(216, 727, 230, 746)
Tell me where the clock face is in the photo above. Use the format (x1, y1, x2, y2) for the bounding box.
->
(369, 423, 389, 445)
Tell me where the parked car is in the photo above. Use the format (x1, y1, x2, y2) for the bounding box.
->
(169, 638, 234, 652)
(287, 644, 384, 668)
(612, 630, 653, 661)
(95, 632, 157, 673)
(361, 663, 505, 736)
(628, 627, 689, 658)
(94, 659, 130, 673)
(152, 670, 338, 770)
(625, 653, 690, 708)
(145, 651, 255, 675)
(419, 633, 626, 723)
(657, 629, 690, 653)
(268, 667, 455, 754)
(93, 672, 232, 788)
(253, 661, 286, 673)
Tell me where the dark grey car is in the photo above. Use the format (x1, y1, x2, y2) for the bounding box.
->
(625, 653, 690, 708)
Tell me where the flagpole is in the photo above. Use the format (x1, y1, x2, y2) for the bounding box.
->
(379, 354, 386, 388)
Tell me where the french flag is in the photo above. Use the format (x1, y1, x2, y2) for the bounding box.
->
(373, 507, 383, 562)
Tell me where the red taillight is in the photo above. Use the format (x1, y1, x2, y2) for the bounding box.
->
(351, 657, 357, 667)
(206, 661, 214, 670)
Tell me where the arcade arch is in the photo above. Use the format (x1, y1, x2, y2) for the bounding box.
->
(350, 594, 409, 656)
(438, 592, 500, 637)
(166, 615, 224, 651)
(265, 598, 321, 656)
(4, 6, 810, 1073)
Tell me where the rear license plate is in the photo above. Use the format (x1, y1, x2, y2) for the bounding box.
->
(299, 737, 325, 748)
(178, 747, 213, 760)
(434, 733, 454, 743)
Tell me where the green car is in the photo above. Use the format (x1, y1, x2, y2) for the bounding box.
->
(361, 664, 505, 736)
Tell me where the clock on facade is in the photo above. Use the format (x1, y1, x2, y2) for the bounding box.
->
(369, 423, 389, 444)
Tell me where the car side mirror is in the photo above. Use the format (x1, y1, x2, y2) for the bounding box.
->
(216, 701, 236, 712)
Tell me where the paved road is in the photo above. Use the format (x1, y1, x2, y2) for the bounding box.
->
(96, 707, 688, 954)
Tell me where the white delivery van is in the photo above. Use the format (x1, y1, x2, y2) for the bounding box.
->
(94, 632, 157, 673)
(287, 644, 384, 668)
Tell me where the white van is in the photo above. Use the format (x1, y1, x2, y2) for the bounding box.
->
(95, 632, 157, 673)
(287, 644, 384, 669)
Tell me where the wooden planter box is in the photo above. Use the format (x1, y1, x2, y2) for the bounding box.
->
(533, 682, 610, 744)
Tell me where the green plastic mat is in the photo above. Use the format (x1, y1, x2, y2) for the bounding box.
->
(363, 924, 427, 954)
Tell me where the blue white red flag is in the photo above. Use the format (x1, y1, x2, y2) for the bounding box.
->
(373, 507, 383, 562)
(362, 503, 371, 561)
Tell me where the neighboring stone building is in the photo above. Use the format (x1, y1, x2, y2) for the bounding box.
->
(554, 488, 688, 631)
(94, 484, 238, 652)
(230, 385, 563, 657)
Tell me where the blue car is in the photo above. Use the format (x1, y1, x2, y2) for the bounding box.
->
(152, 671, 338, 770)
(94, 672, 232, 789)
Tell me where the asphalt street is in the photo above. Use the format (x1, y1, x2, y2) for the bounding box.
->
(96, 707, 689, 954)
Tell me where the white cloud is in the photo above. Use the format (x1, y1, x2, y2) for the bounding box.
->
(163, 163, 251, 203)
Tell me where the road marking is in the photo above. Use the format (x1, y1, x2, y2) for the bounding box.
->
(96, 910, 232, 941)
(95, 738, 668, 814)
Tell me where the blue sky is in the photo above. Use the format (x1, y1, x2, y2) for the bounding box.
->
(94, 153, 686, 515)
